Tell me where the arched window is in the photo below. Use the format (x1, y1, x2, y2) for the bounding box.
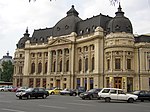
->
(60, 60, 62, 72)
(66, 60, 69, 72)
(92, 57, 94, 71)
(85, 58, 88, 72)
(31, 62, 35, 74)
(45, 62, 47, 73)
(38, 62, 42, 73)
(79, 59, 82, 72)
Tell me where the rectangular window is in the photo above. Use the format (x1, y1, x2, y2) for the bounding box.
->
(127, 59, 131, 70)
(107, 59, 110, 70)
(36, 78, 40, 87)
(115, 58, 121, 69)
(149, 60, 150, 70)
(102, 89, 110, 93)
(19, 66, 22, 74)
(149, 78, 150, 90)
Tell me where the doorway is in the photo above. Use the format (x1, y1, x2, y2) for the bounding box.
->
(56, 79, 60, 88)
(114, 77, 122, 89)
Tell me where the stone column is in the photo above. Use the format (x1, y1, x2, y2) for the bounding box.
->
(56, 50, 58, 73)
(35, 53, 38, 74)
(24, 50, 30, 75)
(111, 51, 113, 72)
(62, 49, 65, 73)
(48, 51, 52, 74)
(87, 77, 90, 90)
(122, 51, 125, 71)
(81, 78, 84, 87)
(88, 46, 91, 72)
(42, 52, 44, 75)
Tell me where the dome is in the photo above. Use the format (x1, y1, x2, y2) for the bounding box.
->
(17, 28, 30, 48)
(107, 4, 133, 34)
(52, 5, 82, 37)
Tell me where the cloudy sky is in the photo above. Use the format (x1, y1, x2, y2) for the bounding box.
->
(0, 0, 150, 58)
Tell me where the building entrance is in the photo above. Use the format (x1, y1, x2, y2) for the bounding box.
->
(114, 77, 122, 89)
(56, 79, 60, 88)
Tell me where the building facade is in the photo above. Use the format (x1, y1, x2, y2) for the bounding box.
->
(13, 5, 150, 92)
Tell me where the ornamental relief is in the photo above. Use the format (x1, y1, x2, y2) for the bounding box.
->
(48, 38, 72, 46)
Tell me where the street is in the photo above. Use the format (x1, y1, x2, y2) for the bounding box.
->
(0, 92, 150, 112)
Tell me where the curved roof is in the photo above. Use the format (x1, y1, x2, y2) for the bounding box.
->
(52, 5, 82, 37)
(17, 28, 30, 49)
(107, 4, 133, 34)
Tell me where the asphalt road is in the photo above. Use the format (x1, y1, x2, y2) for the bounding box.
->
(0, 92, 150, 112)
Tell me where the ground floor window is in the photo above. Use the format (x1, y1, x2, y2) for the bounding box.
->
(90, 78, 93, 89)
(17, 78, 22, 87)
(106, 77, 109, 88)
(36, 78, 40, 87)
(42, 78, 46, 88)
(29, 78, 33, 87)
(63, 83, 66, 89)
(127, 77, 133, 92)
(76, 78, 80, 89)
(50, 83, 53, 88)
(149, 78, 150, 90)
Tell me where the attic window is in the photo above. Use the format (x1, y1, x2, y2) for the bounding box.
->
(86, 28, 90, 33)
(80, 30, 84, 34)
(40, 37, 44, 42)
(57, 27, 60, 31)
(115, 25, 120, 31)
(126, 26, 131, 32)
(92, 25, 95, 30)
(65, 25, 69, 29)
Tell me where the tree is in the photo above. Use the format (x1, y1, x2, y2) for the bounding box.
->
(1, 61, 14, 82)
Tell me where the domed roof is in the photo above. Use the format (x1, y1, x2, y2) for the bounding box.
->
(107, 4, 133, 34)
(17, 28, 30, 48)
(52, 5, 82, 37)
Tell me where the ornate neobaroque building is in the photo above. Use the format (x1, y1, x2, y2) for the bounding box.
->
(13, 5, 150, 92)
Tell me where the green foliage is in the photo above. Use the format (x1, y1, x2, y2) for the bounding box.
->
(1, 61, 14, 82)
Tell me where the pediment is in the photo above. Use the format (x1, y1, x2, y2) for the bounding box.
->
(48, 38, 72, 46)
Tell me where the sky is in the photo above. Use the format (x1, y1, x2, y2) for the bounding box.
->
(0, 0, 150, 58)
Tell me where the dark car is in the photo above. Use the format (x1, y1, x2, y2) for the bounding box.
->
(132, 90, 150, 102)
(60, 88, 77, 96)
(16, 87, 49, 99)
(79, 88, 102, 100)
(77, 87, 86, 95)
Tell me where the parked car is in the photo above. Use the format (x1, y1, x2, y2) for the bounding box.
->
(77, 87, 86, 95)
(11, 86, 18, 92)
(16, 86, 29, 92)
(79, 88, 102, 100)
(98, 88, 138, 103)
(0, 86, 14, 92)
(132, 90, 150, 102)
(16, 87, 49, 99)
(60, 88, 77, 96)
(47, 88, 62, 95)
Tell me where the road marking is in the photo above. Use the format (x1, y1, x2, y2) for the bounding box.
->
(2, 108, 26, 112)
(66, 102, 94, 106)
(0, 101, 11, 103)
(39, 105, 67, 109)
